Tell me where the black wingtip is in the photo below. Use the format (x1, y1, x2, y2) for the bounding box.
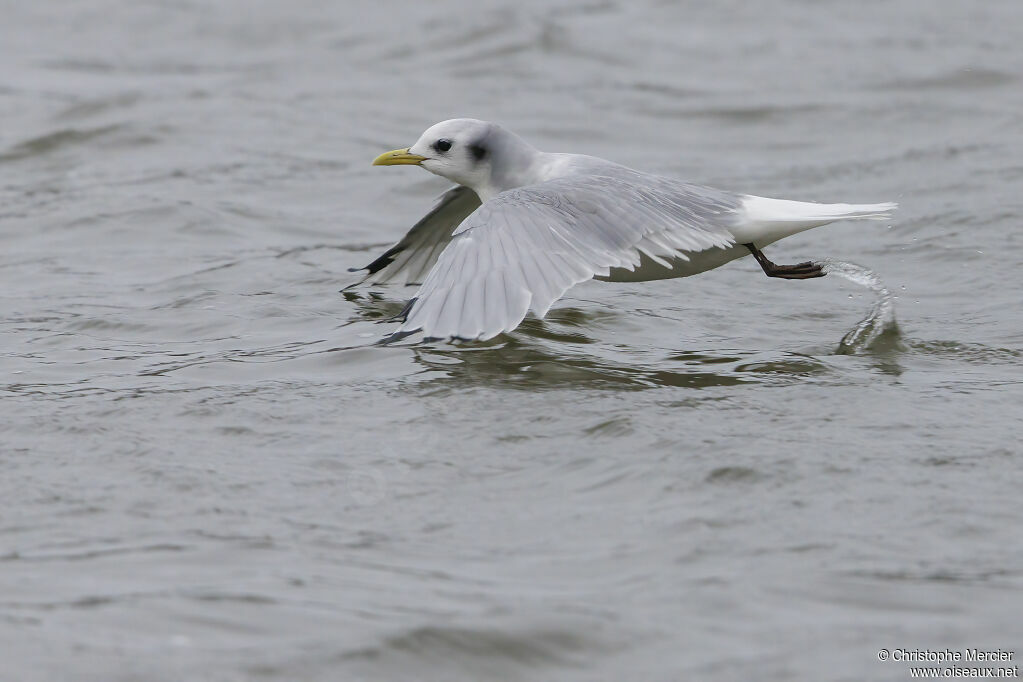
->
(363, 245, 406, 276)
(376, 327, 421, 346)
(385, 297, 418, 323)
(340, 280, 364, 292)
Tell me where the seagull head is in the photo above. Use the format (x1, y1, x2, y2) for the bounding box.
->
(372, 118, 541, 199)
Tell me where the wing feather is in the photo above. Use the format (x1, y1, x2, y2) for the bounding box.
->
(346, 185, 481, 288)
(388, 174, 741, 341)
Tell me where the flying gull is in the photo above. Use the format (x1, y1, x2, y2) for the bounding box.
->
(350, 118, 896, 341)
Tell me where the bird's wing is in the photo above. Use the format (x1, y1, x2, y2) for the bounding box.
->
(346, 185, 482, 288)
(388, 174, 742, 341)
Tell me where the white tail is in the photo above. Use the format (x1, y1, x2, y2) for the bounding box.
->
(737, 195, 897, 245)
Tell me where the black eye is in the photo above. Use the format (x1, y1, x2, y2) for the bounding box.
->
(433, 139, 452, 153)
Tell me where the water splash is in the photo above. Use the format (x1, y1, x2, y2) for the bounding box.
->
(817, 259, 900, 354)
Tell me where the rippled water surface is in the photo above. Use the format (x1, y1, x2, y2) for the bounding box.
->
(3, 2, 1022, 681)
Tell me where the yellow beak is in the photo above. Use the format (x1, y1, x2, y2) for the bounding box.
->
(372, 148, 427, 166)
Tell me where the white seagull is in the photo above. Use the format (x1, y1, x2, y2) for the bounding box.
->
(351, 119, 896, 342)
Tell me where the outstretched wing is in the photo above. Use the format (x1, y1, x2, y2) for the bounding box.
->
(388, 174, 742, 341)
(346, 185, 481, 288)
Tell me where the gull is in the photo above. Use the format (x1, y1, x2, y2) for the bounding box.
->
(350, 118, 896, 341)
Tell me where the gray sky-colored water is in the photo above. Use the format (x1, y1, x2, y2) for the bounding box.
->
(2, 2, 1022, 680)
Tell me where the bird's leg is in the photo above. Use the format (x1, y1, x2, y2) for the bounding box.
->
(743, 243, 825, 279)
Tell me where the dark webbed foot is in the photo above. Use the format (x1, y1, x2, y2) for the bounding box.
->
(743, 243, 826, 280)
